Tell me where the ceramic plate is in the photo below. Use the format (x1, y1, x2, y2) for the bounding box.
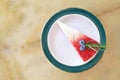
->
(41, 8, 106, 72)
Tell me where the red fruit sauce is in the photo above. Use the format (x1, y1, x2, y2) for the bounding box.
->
(71, 34, 99, 62)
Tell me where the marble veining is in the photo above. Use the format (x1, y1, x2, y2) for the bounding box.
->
(0, 0, 120, 80)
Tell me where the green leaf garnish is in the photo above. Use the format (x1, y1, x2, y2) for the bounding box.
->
(85, 43, 106, 51)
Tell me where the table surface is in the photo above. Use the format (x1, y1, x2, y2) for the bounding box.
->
(0, 0, 120, 80)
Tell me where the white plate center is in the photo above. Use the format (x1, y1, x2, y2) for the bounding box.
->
(48, 14, 100, 66)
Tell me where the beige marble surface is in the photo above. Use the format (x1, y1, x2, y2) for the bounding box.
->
(0, 0, 120, 80)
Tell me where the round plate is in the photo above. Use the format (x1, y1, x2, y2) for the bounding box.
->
(41, 8, 106, 72)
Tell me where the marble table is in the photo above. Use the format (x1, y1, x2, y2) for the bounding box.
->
(0, 0, 120, 80)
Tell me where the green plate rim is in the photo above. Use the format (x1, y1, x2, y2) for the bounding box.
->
(41, 8, 106, 73)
